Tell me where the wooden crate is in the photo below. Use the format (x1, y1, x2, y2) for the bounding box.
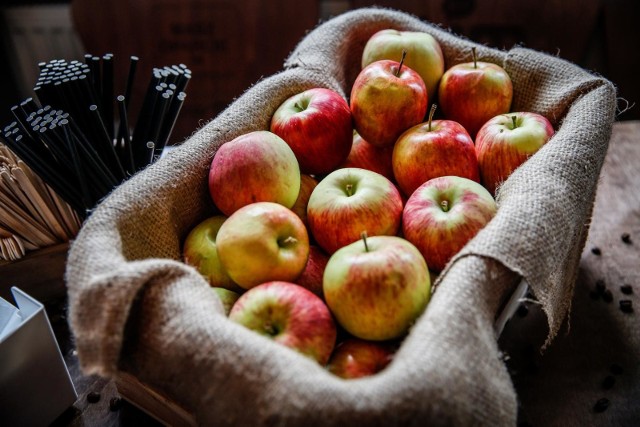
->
(0, 243, 69, 303)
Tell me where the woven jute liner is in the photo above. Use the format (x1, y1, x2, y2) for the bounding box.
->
(66, 8, 617, 426)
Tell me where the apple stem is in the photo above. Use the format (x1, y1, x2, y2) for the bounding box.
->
(511, 115, 518, 128)
(345, 183, 354, 197)
(395, 50, 407, 77)
(279, 236, 298, 247)
(440, 200, 450, 212)
(361, 231, 369, 252)
(472, 47, 477, 69)
(428, 104, 437, 132)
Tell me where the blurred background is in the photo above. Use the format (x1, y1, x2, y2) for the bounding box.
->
(1, 0, 638, 146)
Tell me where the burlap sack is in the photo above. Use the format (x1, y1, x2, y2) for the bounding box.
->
(65, 8, 617, 426)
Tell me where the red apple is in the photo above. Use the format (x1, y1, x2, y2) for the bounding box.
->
(182, 215, 241, 291)
(392, 105, 480, 197)
(327, 338, 397, 379)
(323, 234, 431, 341)
(361, 29, 445, 102)
(438, 47, 513, 138)
(209, 131, 300, 216)
(270, 88, 353, 175)
(340, 130, 395, 182)
(290, 174, 318, 227)
(475, 112, 555, 195)
(296, 245, 329, 299)
(216, 202, 309, 289)
(402, 176, 497, 272)
(350, 55, 428, 148)
(307, 167, 403, 254)
(229, 281, 337, 365)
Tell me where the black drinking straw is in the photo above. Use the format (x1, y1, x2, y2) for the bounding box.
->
(88, 104, 126, 180)
(116, 95, 135, 175)
(4, 54, 190, 218)
(157, 91, 186, 154)
(61, 122, 92, 209)
(101, 54, 114, 140)
(124, 56, 139, 109)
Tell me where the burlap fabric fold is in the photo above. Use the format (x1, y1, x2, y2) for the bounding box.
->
(66, 8, 617, 426)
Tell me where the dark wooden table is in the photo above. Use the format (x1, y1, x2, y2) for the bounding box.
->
(8, 120, 640, 426)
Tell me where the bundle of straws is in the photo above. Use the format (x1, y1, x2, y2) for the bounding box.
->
(0, 54, 190, 260)
(0, 143, 81, 261)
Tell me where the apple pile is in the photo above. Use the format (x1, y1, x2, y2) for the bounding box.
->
(181, 28, 555, 379)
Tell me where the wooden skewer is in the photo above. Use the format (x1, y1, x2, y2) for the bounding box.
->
(1, 168, 48, 226)
(0, 196, 56, 246)
(12, 165, 69, 240)
(18, 161, 74, 237)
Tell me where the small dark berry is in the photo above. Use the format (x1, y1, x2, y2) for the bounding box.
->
(87, 391, 101, 404)
(620, 300, 634, 313)
(591, 247, 602, 255)
(593, 397, 610, 413)
(602, 375, 616, 390)
(620, 285, 633, 295)
(621, 233, 632, 244)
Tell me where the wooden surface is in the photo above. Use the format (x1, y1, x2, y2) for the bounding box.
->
(16, 120, 639, 425)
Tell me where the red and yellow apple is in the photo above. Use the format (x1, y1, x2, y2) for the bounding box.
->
(350, 57, 428, 148)
(182, 215, 240, 291)
(361, 29, 445, 102)
(475, 112, 555, 195)
(307, 167, 403, 254)
(327, 338, 397, 379)
(323, 234, 431, 341)
(229, 281, 337, 365)
(296, 245, 329, 299)
(402, 176, 497, 272)
(290, 174, 318, 227)
(209, 131, 300, 216)
(270, 88, 353, 175)
(216, 202, 309, 289)
(438, 48, 513, 138)
(392, 105, 480, 197)
(340, 130, 395, 182)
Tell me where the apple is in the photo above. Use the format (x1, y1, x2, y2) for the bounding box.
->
(182, 215, 240, 291)
(270, 88, 353, 175)
(327, 338, 397, 379)
(340, 130, 395, 182)
(361, 29, 445, 102)
(212, 287, 240, 316)
(209, 131, 300, 216)
(402, 175, 497, 272)
(392, 104, 480, 197)
(290, 174, 318, 227)
(323, 234, 431, 341)
(438, 47, 513, 138)
(475, 112, 555, 195)
(296, 245, 329, 299)
(228, 281, 337, 365)
(216, 202, 309, 289)
(307, 167, 404, 254)
(350, 54, 428, 148)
